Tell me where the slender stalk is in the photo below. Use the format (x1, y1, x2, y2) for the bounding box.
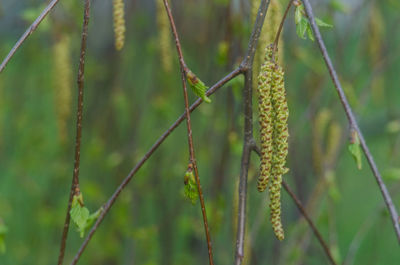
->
(69, 68, 242, 265)
(301, 0, 400, 243)
(235, 1, 271, 265)
(0, 0, 61, 73)
(282, 181, 337, 265)
(272, 0, 293, 55)
(57, 1, 91, 264)
(162, 1, 214, 264)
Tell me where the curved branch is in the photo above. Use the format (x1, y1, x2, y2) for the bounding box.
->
(0, 0, 61, 73)
(301, 0, 400, 243)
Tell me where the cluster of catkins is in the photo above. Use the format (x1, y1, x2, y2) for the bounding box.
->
(257, 45, 289, 241)
(113, 0, 126, 51)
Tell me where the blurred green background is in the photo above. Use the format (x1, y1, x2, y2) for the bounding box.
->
(0, 0, 400, 264)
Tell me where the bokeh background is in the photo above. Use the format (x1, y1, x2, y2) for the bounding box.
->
(0, 0, 400, 264)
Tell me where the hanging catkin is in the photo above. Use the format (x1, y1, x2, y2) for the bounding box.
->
(257, 45, 289, 241)
(156, 0, 173, 72)
(113, 0, 126, 51)
(53, 35, 72, 144)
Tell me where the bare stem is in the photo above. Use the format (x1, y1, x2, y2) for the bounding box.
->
(272, 0, 293, 55)
(234, 1, 271, 265)
(57, 1, 91, 264)
(0, 0, 61, 73)
(162, 1, 214, 264)
(301, 0, 400, 243)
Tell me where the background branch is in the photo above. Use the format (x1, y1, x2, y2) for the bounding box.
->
(0, 0, 61, 73)
(301, 0, 400, 243)
(57, 1, 91, 264)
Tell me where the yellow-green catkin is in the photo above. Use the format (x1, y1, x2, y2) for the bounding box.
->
(156, 0, 173, 72)
(269, 60, 288, 241)
(113, 0, 126, 51)
(53, 35, 72, 144)
(257, 59, 274, 192)
(257, 45, 288, 241)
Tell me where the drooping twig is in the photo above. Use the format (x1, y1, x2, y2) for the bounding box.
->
(69, 68, 243, 265)
(235, 1, 271, 265)
(57, 1, 91, 264)
(251, 145, 336, 264)
(282, 181, 337, 265)
(0, 0, 61, 73)
(301, 0, 400, 243)
(162, 0, 214, 264)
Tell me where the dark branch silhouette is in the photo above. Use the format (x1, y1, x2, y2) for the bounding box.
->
(301, 0, 400, 243)
(0, 0, 61, 73)
(57, 1, 91, 264)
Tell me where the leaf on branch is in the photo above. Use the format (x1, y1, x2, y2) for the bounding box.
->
(186, 70, 211, 103)
(183, 165, 198, 205)
(348, 130, 362, 170)
(294, 4, 333, 41)
(70, 194, 104, 238)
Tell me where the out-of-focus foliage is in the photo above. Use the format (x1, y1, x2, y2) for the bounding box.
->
(0, 0, 399, 264)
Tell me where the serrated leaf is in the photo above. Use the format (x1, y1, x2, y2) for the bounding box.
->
(186, 70, 211, 103)
(307, 24, 315, 41)
(348, 142, 362, 170)
(295, 6, 303, 25)
(296, 17, 309, 39)
(315, 17, 333, 28)
(70, 200, 90, 232)
(183, 170, 198, 205)
(70, 194, 103, 238)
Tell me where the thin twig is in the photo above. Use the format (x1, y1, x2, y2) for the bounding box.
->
(251, 145, 337, 265)
(57, 1, 91, 264)
(69, 68, 242, 265)
(301, 0, 400, 243)
(272, 0, 293, 55)
(235, 1, 271, 265)
(282, 181, 337, 265)
(162, 1, 214, 264)
(0, 0, 61, 73)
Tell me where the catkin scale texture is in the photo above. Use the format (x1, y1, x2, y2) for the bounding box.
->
(113, 0, 126, 51)
(257, 45, 289, 241)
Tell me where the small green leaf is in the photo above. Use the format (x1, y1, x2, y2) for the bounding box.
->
(183, 169, 198, 205)
(186, 70, 211, 103)
(307, 24, 315, 41)
(296, 17, 309, 39)
(348, 131, 362, 170)
(295, 6, 303, 25)
(315, 17, 333, 28)
(70, 194, 103, 238)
